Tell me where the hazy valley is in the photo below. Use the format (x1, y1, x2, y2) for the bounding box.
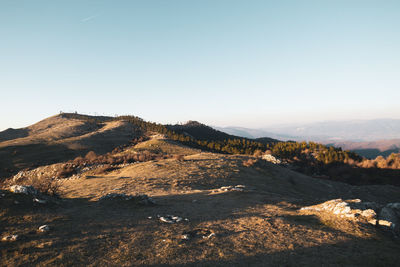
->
(217, 119, 400, 159)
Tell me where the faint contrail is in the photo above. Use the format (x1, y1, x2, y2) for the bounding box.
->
(81, 14, 99, 22)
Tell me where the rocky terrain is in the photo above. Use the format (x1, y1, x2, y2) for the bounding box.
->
(1, 115, 400, 266)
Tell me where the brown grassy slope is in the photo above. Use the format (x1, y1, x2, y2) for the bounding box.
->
(123, 136, 202, 156)
(330, 139, 400, 158)
(1, 138, 399, 266)
(0, 115, 142, 178)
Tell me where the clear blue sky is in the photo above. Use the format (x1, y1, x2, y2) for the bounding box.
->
(1, 0, 399, 130)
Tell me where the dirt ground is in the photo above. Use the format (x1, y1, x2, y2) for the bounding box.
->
(1, 138, 400, 266)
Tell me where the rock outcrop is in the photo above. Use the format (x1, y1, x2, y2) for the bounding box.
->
(300, 199, 400, 233)
(262, 154, 281, 164)
(9, 185, 38, 195)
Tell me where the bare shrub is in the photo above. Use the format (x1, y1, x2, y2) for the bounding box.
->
(243, 158, 258, 167)
(106, 155, 120, 164)
(138, 154, 146, 162)
(112, 147, 123, 154)
(56, 165, 76, 178)
(69, 149, 161, 167)
(73, 156, 85, 165)
(92, 164, 118, 175)
(155, 154, 167, 161)
(85, 151, 98, 163)
(253, 149, 263, 157)
(174, 154, 185, 162)
(23, 176, 62, 196)
(264, 150, 272, 155)
(345, 158, 355, 166)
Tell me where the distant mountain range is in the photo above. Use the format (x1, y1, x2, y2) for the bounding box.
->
(326, 139, 400, 159)
(216, 119, 400, 142)
(215, 119, 400, 158)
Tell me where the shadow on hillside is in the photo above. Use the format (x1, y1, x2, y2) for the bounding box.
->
(0, 128, 29, 142)
(321, 164, 400, 187)
(0, 131, 138, 178)
(1, 189, 399, 266)
(0, 143, 80, 178)
(168, 237, 400, 266)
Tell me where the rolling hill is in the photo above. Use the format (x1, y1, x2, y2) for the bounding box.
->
(1, 133, 400, 266)
(0, 114, 142, 177)
(1, 114, 400, 266)
(0, 114, 277, 178)
(168, 121, 277, 143)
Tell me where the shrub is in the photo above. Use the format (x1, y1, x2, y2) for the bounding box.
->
(56, 165, 76, 178)
(73, 156, 85, 165)
(174, 154, 185, 162)
(253, 149, 263, 157)
(92, 164, 118, 175)
(12, 176, 63, 197)
(242, 158, 258, 167)
(85, 151, 98, 163)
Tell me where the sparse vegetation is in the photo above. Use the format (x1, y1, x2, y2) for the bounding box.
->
(28, 176, 62, 196)
(174, 154, 185, 162)
(357, 153, 400, 169)
(1, 117, 400, 266)
(91, 164, 118, 175)
(5, 175, 62, 196)
(42, 113, 400, 186)
(242, 158, 258, 167)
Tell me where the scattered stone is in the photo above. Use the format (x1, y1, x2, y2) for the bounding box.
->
(181, 229, 215, 241)
(181, 234, 190, 240)
(203, 232, 215, 239)
(38, 225, 50, 232)
(9, 185, 38, 195)
(215, 185, 247, 192)
(1, 234, 18, 242)
(379, 203, 400, 232)
(36, 241, 53, 248)
(33, 198, 47, 204)
(158, 215, 187, 224)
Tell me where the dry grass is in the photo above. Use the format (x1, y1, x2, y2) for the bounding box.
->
(173, 154, 185, 161)
(29, 176, 63, 196)
(4, 175, 63, 196)
(242, 158, 258, 167)
(1, 138, 400, 266)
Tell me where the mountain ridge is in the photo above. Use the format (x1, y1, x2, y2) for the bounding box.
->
(216, 118, 400, 142)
